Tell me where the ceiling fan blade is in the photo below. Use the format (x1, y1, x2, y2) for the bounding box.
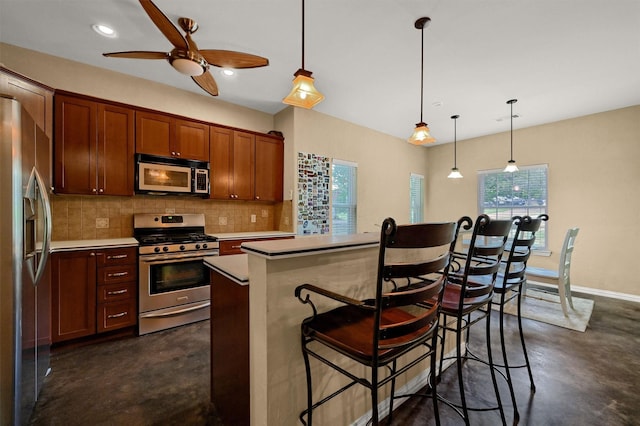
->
(139, 0, 188, 50)
(199, 50, 269, 69)
(103, 51, 168, 60)
(192, 71, 219, 96)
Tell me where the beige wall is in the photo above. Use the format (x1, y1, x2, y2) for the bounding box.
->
(0, 43, 274, 133)
(426, 106, 640, 297)
(278, 107, 429, 234)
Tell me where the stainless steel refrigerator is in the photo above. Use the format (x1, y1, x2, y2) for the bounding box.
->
(0, 94, 52, 425)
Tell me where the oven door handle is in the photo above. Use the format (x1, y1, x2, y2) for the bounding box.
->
(140, 251, 218, 263)
(139, 301, 211, 318)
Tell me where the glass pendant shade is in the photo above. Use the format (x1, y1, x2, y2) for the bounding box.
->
(504, 160, 519, 173)
(408, 122, 436, 145)
(448, 168, 463, 179)
(283, 69, 325, 109)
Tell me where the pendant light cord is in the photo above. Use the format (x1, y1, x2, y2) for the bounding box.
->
(510, 100, 514, 161)
(301, 0, 305, 70)
(453, 117, 457, 167)
(419, 23, 424, 122)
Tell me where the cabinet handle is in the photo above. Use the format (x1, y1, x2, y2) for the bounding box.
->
(107, 289, 128, 295)
(171, 151, 176, 156)
(90, 253, 96, 257)
(107, 272, 129, 278)
(107, 311, 127, 319)
(255, 195, 260, 200)
(176, 152, 181, 156)
(231, 245, 242, 249)
(107, 254, 128, 260)
(99, 188, 104, 193)
(92, 188, 97, 193)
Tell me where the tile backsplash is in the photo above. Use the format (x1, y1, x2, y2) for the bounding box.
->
(51, 195, 293, 241)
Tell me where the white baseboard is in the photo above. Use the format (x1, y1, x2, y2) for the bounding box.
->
(526, 280, 640, 303)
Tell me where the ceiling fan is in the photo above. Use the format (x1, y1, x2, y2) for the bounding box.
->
(103, 0, 269, 96)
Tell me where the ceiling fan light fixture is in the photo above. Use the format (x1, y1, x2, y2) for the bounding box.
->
(408, 122, 435, 145)
(283, 68, 325, 109)
(169, 50, 206, 76)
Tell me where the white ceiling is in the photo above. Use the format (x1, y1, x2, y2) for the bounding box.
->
(1, 0, 639, 144)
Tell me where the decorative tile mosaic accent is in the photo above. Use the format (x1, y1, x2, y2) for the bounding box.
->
(297, 152, 330, 235)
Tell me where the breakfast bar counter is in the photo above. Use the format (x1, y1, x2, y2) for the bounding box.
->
(205, 233, 454, 426)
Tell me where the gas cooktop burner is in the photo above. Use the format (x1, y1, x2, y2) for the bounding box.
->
(133, 213, 219, 255)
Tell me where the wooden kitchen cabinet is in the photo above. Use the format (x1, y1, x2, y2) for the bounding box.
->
(219, 236, 294, 256)
(54, 93, 134, 195)
(255, 135, 284, 202)
(51, 247, 137, 343)
(51, 250, 97, 343)
(210, 127, 255, 200)
(135, 110, 210, 161)
(210, 127, 283, 202)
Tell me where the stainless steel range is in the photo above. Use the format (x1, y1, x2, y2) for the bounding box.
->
(134, 213, 218, 335)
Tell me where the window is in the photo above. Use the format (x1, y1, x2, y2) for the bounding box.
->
(478, 164, 548, 249)
(331, 159, 357, 235)
(410, 173, 424, 224)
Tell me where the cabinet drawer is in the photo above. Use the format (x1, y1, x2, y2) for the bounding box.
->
(97, 248, 137, 267)
(98, 299, 137, 333)
(219, 240, 245, 256)
(98, 264, 137, 284)
(98, 281, 136, 303)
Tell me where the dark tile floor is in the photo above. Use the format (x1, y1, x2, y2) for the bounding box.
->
(29, 293, 639, 425)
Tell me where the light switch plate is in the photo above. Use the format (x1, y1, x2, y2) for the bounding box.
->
(250, 214, 257, 223)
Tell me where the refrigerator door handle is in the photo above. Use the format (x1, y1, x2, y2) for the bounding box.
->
(24, 167, 52, 285)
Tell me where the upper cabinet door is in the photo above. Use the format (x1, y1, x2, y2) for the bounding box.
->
(210, 126, 233, 200)
(175, 119, 210, 161)
(54, 95, 97, 195)
(135, 111, 173, 157)
(255, 136, 284, 202)
(232, 131, 256, 201)
(97, 104, 134, 196)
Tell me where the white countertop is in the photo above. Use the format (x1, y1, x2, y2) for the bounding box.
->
(208, 231, 295, 241)
(204, 254, 249, 286)
(50, 238, 138, 252)
(241, 233, 379, 259)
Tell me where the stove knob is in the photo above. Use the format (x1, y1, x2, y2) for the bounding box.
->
(180, 245, 186, 251)
(195, 244, 201, 250)
(162, 246, 169, 252)
(203, 243, 208, 249)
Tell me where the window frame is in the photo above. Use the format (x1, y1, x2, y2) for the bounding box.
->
(331, 159, 358, 235)
(477, 164, 549, 251)
(409, 173, 425, 224)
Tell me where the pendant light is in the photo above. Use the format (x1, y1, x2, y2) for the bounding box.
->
(408, 17, 436, 145)
(447, 115, 463, 179)
(504, 99, 519, 172)
(283, 0, 325, 109)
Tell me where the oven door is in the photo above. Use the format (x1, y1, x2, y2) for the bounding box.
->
(138, 251, 216, 314)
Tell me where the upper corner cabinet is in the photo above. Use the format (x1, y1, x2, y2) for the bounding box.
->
(135, 110, 210, 162)
(54, 93, 134, 196)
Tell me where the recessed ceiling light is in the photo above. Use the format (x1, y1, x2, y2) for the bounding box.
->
(92, 24, 117, 38)
(432, 101, 443, 107)
(221, 69, 235, 77)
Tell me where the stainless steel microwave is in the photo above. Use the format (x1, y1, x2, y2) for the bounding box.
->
(135, 154, 209, 196)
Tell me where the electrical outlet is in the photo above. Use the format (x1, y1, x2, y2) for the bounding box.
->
(165, 208, 175, 214)
(250, 214, 257, 223)
(218, 217, 227, 225)
(261, 209, 268, 218)
(96, 218, 109, 229)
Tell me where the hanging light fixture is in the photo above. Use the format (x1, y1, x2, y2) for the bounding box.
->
(447, 115, 463, 179)
(283, 0, 325, 109)
(504, 98, 519, 172)
(408, 17, 436, 145)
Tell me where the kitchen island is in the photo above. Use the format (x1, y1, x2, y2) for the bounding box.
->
(206, 233, 456, 426)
